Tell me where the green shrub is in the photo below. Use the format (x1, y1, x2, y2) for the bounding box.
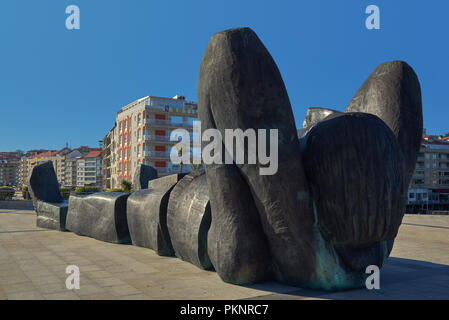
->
(0, 186, 15, 200)
(60, 187, 71, 200)
(121, 180, 133, 193)
(22, 185, 31, 200)
(75, 186, 100, 195)
(106, 188, 124, 192)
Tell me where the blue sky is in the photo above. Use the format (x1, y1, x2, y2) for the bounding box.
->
(0, 0, 447, 151)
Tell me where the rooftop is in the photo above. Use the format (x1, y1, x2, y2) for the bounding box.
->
(82, 150, 102, 159)
(117, 95, 197, 115)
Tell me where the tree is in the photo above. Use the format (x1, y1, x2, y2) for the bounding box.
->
(173, 144, 203, 173)
(173, 144, 189, 173)
(176, 146, 184, 173)
(121, 180, 132, 193)
(190, 152, 204, 172)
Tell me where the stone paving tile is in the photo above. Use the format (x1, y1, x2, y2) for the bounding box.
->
(34, 282, 69, 295)
(108, 271, 156, 281)
(0, 268, 27, 278)
(120, 294, 153, 300)
(123, 278, 158, 290)
(1, 282, 37, 295)
(0, 275, 30, 285)
(0, 287, 6, 299)
(0, 210, 448, 300)
(29, 275, 61, 286)
(84, 270, 113, 279)
(83, 292, 117, 300)
(7, 291, 45, 300)
(106, 284, 143, 297)
(93, 277, 127, 287)
(43, 291, 81, 300)
(75, 284, 107, 297)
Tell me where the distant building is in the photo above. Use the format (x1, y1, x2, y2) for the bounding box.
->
(407, 134, 449, 213)
(103, 95, 199, 189)
(76, 150, 103, 187)
(0, 152, 22, 187)
(64, 146, 101, 188)
(16, 146, 101, 188)
(24, 148, 71, 187)
(17, 150, 49, 188)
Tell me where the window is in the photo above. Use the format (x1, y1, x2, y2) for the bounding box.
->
(425, 154, 430, 159)
(137, 130, 141, 141)
(124, 164, 127, 173)
(137, 146, 141, 157)
(124, 135, 127, 145)
(124, 120, 128, 130)
(409, 193, 415, 199)
(138, 114, 142, 125)
(432, 154, 437, 159)
(119, 122, 122, 132)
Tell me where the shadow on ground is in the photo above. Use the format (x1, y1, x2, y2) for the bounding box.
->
(241, 257, 449, 300)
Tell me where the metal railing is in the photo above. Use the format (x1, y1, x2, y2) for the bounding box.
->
(155, 167, 190, 174)
(145, 135, 179, 143)
(144, 119, 193, 129)
(145, 151, 171, 158)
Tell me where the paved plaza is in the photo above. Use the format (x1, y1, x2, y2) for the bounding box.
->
(0, 208, 448, 300)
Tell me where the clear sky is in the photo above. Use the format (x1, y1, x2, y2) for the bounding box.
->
(0, 0, 447, 151)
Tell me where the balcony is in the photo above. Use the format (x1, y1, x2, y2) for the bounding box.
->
(142, 151, 171, 159)
(155, 167, 190, 175)
(415, 162, 425, 169)
(145, 135, 179, 144)
(144, 119, 194, 129)
(145, 104, 198, 116)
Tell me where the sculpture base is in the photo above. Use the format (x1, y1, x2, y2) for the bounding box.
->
(66, 192, 131, 244)
(36, 200, 68, 231)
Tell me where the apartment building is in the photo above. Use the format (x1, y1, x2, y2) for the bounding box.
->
(76, 150, 103, 187)
(0, 152, 22, 187)
(64, 146, 100, 188)
(17, 150, 48, 188)
(102, 125, 115, 190)
(407, 135, 449, 213)
(104, 95, 198, 189)
(17, 146, 101, 188)
(25, 148, 71, 186)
